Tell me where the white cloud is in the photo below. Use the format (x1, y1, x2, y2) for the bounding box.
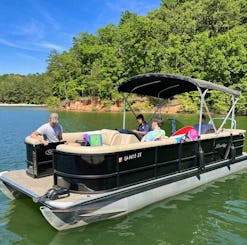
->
(39, 8, 60, 30)
(12, 20, 45, 39)
(34, 41, 65, 51)
(0, 38, 22, 49)
(0, 38, 38, 51)
(0, 37, 64, 52)
(26, 0, 60, 30)
(16, 52, 42, 62)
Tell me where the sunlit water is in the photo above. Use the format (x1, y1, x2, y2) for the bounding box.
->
(0, 107, 246, 245)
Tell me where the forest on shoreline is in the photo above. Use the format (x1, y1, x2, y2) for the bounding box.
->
(0, 0, 246, 115)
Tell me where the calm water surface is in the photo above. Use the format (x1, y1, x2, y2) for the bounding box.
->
(0, 107, 246, 245)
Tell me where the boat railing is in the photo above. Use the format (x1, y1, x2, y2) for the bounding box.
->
(209, 118, 237, 129)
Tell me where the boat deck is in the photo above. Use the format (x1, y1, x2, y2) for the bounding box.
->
(1, 170, 93, 204)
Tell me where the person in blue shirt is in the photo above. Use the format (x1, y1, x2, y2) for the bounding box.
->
(132, 114, 150, 140)
(194, 114, 213, 134)
(118, 114, 150, 140)
(145, 118, 166, 142)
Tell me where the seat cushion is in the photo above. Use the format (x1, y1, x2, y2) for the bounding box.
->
(100, 129, 120, 145)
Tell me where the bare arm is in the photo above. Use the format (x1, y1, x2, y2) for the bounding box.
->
(132, 130, 147, 135)
(30, 131, 48, 146)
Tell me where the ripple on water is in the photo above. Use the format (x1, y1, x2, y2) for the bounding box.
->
(209, 209, 247, 225)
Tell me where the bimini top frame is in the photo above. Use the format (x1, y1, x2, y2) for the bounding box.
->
(118, 73, 240, 136)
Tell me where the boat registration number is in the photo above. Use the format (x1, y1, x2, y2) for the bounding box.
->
(119, 152, 142, 163)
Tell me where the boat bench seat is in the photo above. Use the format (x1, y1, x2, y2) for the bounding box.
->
(55, 128, 246, 155)
(24, 133, 84, 145)
(24, 129, 139, 146)
(56, 137, 178, 154)
(25, 128, 245, 146)
(119, 134, 140, 145)
(101, 129, 121, 145)
(63, 129, 140, 146)
(25, 136, 42, 145)
(62, 132, 84, 142)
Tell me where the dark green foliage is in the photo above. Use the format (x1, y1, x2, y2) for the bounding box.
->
(0, 73, 52, 104)
(1, 0, 246, 114)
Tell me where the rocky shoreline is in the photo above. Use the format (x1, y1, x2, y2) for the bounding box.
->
(58, 99, 181, 114)
(0, 103, 47, 107)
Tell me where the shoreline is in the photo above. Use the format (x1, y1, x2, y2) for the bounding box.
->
(1, 102, 244, 116)
(0, 103, 47, 107)
(57, 99, 182, 114)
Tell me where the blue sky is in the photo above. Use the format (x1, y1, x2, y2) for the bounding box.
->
(0, 0, 161, 75)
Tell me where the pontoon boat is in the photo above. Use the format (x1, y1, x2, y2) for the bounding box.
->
(0, 73, 246, 230)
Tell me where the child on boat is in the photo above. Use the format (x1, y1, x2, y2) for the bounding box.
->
(145, 118, 166, 142)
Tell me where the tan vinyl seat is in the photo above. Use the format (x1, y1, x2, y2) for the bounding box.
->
(100, 129, 121, 146)
(25, 136, 41, 145)
(63, 132, 83, 142)
(119, 134, 140, 145)
(200, 129, 245, 140)
(63, 129, 122, 146)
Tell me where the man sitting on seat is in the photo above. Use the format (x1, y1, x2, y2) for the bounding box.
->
(145, 118, 166, 142)
(194, 114, 213, 134)
(31, 113, 63, 146)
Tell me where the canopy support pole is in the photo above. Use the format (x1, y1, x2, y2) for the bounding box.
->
(197, 88, 208, 136)
(201, 98, 217, 133)
(125, 99, 137, 119)
(231, 96, 235, 130)
(217, 97, 239, 134)
(123, 95, 126, 129)
(122, 93, 138, 129)
(147, 99, 167, 124)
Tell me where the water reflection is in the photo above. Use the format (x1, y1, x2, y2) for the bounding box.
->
(3, 199, 56, 245)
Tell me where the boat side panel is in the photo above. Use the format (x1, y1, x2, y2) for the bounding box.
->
(54, 152, 117, 175)
(233, 134, 245, 155)
(201, 135, 244, 165)
(53, 135, 245, 193)
(54, 142, 199, 192)
(26, 142, 64, 178)
(54, 152, 118, 192)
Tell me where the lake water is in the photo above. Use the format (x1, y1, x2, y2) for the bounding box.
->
(0, 107, 246, 245)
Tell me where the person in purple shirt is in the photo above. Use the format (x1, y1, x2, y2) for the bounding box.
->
(194, 114, 213, 134)
(118, 114, 150, 140)
(132, 114, 150, 140)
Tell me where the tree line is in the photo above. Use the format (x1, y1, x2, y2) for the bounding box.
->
(0, 73, 51, 104)
(0, 0, 246, 114)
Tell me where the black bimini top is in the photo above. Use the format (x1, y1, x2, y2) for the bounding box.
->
(118, 73, 240, 99)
